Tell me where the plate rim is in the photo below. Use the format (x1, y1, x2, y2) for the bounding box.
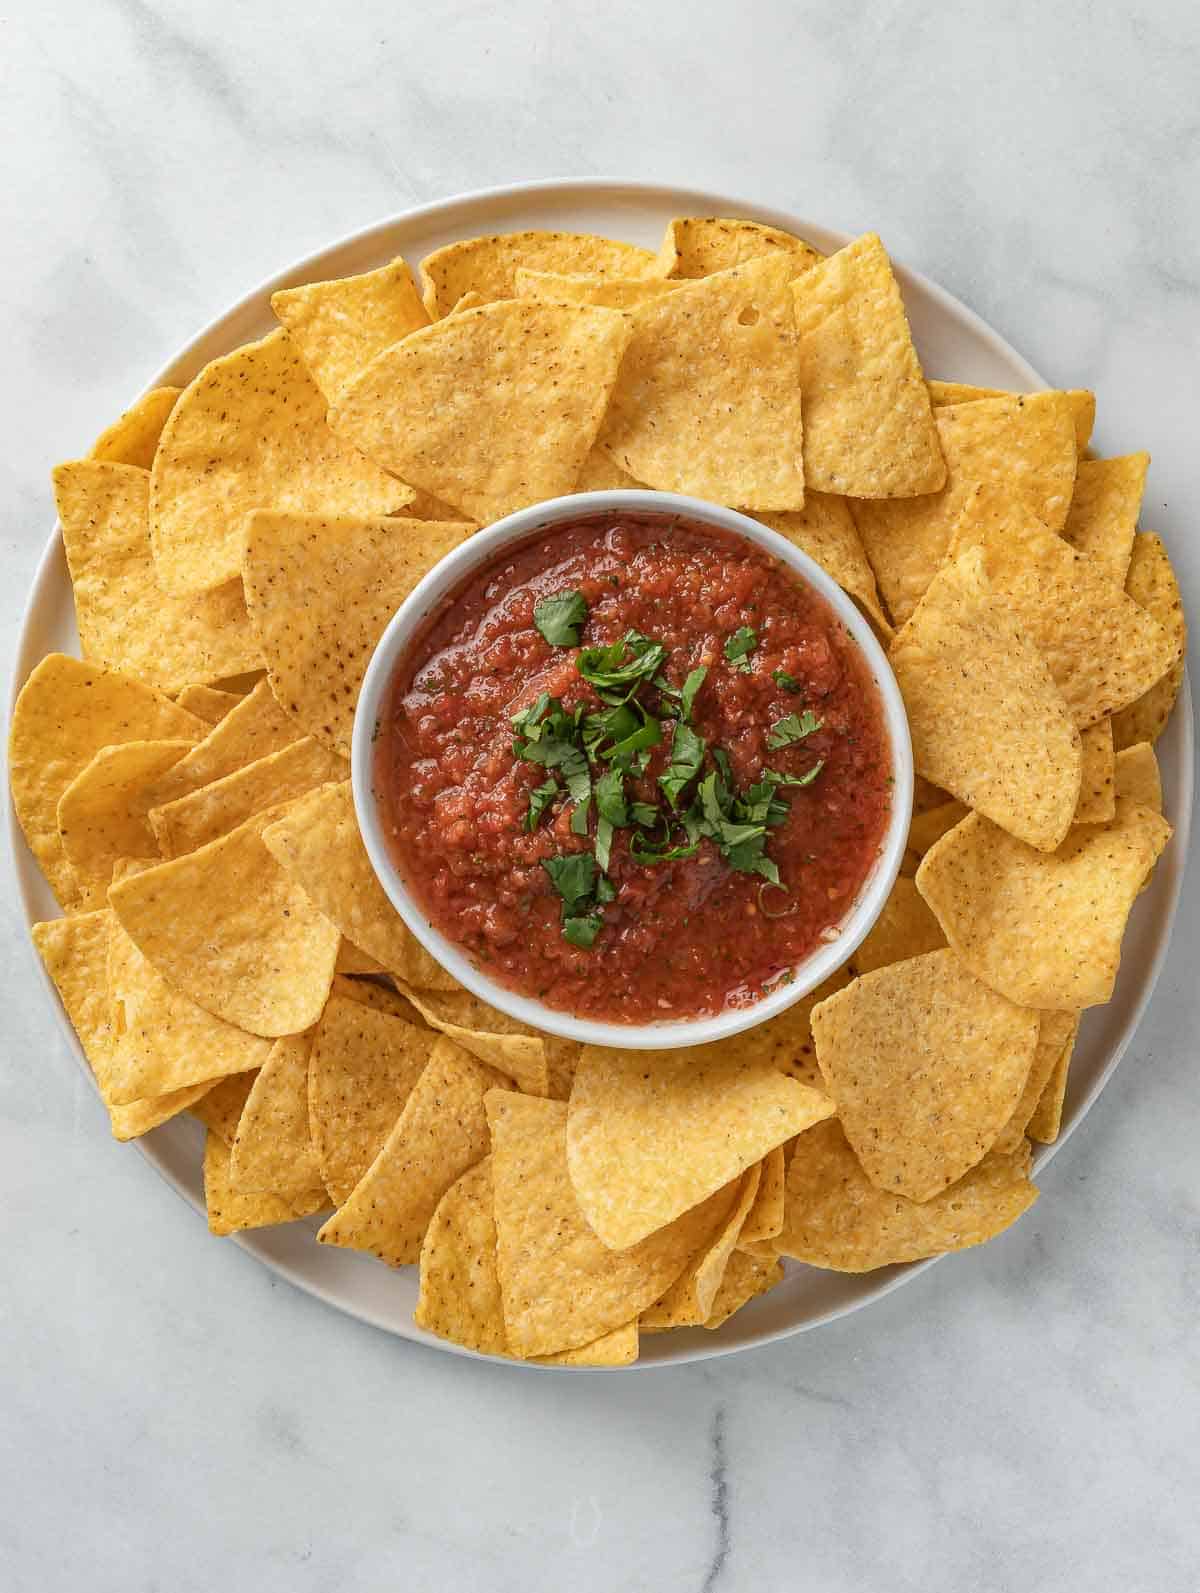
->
(7, 175, 1193, 1370)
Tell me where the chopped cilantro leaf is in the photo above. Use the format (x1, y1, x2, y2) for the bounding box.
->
(534, 590, 588, 647)
(594, 767, 628, 827)
(542, 852, 597, 906)
(577, 630, 667, 702)
(630, 801, 658, 828)
(595, 814, 615, 872)
(524, 777, 559, 832)
(724, 626, 757, 673)
(772, 668, 802, 693)
(765, 761, 824, 789)
(630, 830, 700, 865)
(659, 721, 706, 809)
(570, 796, 591, 836)
(767, 709, 823, 750)
(562, 914, 603, 948)
(680, 665, 707, 722)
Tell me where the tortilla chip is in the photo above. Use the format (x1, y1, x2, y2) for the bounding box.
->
(1073, 721, 1115, 824)
(515, 267, 682, 311)
(319, 1036, 504, 1264)
(915, 798, 1172, 1009)
(573, 445, 646, 492)
(334, 940, 386, 976)
(148, 737, 346, 858)
(307, 996, 434, 1203)
(10, 653, 203, 906)
(414, 1157, 508, 1355)
(913, 774, 951, 813)
(329, 302, 631, 524)
(704, 1252, 785, 1329)
(55, 739, 190, 908)
(221, 1032, 322, 1199)
(657, 216, 821, 279)
(53, 460, 262, 691)
(418, 230, 659, 318)
(776, 1119, 1037, 1270)
(597, 254, 806, 509)
(739, 1147, 787, 1246)
(736, 969, 852, 1090)
(1111, 533, 1186, 749)
(190, 1069, 257, 1144)
(1112, 742, 1161, 813)
(149, 329, 410, 594)
(144, 677, 301, 811)
(848, 876, 946, 976)
(752, 498, 892, 636)
(905, 801, 970, 869)
(948, 484, 1181, 727)
(1028, 1015, 1081, 1142)
(174, 685, 242, 725)
(812, 948, 1039, 1199)
(538, 1322, 640, 1366)
(1062, 454, 1148, 587)
(993, 1009, 1080, 1154)
(243, 511, 474, 755)
(108, 810, 340, 1037)
(88, 386, 181, 467)
(927, 381, 1095, 452)
(261, 782, 454, 989)
(204, 1131, 325, 1235)
(790, 233, 944, 498)
(487, 1092, 738, 1357)
(106, 909, 269, 1104)
(394, 982, 548, 1096)
(447, 291, 487, 316)
(852, 392, 1077, 625)
(566, 1039, 834, 1248)
(270, 257, 429, 404)
(328, 973, 426, 1024)
(889, 547, 1081, 849)
(641, 1165, 761, 1328)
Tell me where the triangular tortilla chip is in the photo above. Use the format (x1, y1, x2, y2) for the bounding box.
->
(270, 257, 429, 404)
(641, 1164, 761, 1328)
(927, 381, 1095, 452)
(88, 386, 180, 467)
(734, 969, 851, 1090)
(330, 302, 631, 522)
(56, 739, 191, 908)
(1028, 1015, 1081, 1142)
(656, 215, 821, 279)
(1111, 533, 1186, 749)
(174, 684, 242, 725)
(993, 1008, 1080, 1154)
(751, 497, 892, 636)
(739, 1147, 787, 1246)
(703, 1252, 784, 1329)
(415, 1157, 509, 1355)
(150, 329, 410, 594)
(811, 948, 1039, 1200)
(243, 511, 473, 755)
(1072, 721, 1115, 824)
(847, 875, 946, 976)
(598, 254, 806, 509)
(1111, 742, 1161, 813)
(515, 267, 683, 311)
(227, 1032, 324, 1200)
(915, 799, 1172, 1009)
(776, 1119, 1037, 1271)
(1061, 453, 1148, 587)
(789, 233, 944, 498)
(144, 677, 301, 811)
(418, 230, 659, 317)
(10, 653, 203, 906)
(203, 1131, 325, 1235)
(852, 392, 1077, 624)
(393, 982, 548, 1096)
(108, 811, 340, 1037)
(889, 547, 1082, 849)
(190, 1069, 257, 1144)
(566, 1039, 834, 1248)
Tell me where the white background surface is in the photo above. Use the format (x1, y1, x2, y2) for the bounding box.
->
(2, 4, 1197, 1589)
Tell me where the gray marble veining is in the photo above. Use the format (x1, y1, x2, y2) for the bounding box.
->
(2, 3, 1198, 1589)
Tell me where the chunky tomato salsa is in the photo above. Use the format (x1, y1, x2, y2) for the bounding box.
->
(376, 513, 892, 1023)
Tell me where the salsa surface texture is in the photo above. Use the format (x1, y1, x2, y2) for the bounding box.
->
(377, 512, 892, 1023)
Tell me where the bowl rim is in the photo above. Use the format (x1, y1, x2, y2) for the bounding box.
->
(351, 488, 913, 1049)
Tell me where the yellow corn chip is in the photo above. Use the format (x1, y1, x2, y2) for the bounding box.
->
(1073, 721, 1115, 824)
(566, 1039, 835, 1248)
(148, 737, 346, 858)
(144, 677, 301, 811)
(656, 216, 821, 279)
(848, 875, 946, 976)
(537, 1321, 640, 1367)
(515, 267, 683, 310)
(108, 810, 340, 1037)
(415, 1157, 509, 1356)
(190, 1069, 257, 1144)
(545, 1038, 582, 1103)
(261, 782, 455, 989)
(1111, 533, 1187, 749)
(328, 973, 427, 1024)
(418, 230, 659, 317)
(53, 460, 262, 691)
(790, 233, 944, 498)
(889, 547, 1081, 849)
(752, 497, 892, 636)
(55, 739, 191, 908)
(641, 1165, 761, 1329)
(736, 969, 852, 1090)
(88, 386, 181, 467)
(10, 654, 203, 906)
(318, 1036, 504, 1265)
(487, 1092, 738, 1358)
(853, 392, 1077, 625)
(914, 774, 951, 812)
(334, 940, 386, 976)
(915, 799, 1172, 1009)
(573, 445, 646, 492)
(1112, 742, 1161, 813)
(227, 1032, 323, 1199)
(739, 1147, 787, 1246)
(270, 257, 429, 404)
(307, 996, 434, 1203)
(204, 1131, 325, 1235)
(394, 982, 548, 1096)
(1028, 1015, 1081, 1142)
(330, 302, 631, 524)
(927, 381, 1095, 452)
(704, 1252, 785, 1329)
(812, 948, 1039, 1200)
(993, 1009, 1080, 1154)
(150, 329, 410, 594)
(598, 254, 806, 509)
(174, 684, 242, 725)
(1062, 454, 1148, 587)
(949, 484, 1182, 727)
(243, 511, 474, 755)
(776, 1119, 1037, 1270)
(447, 291, 487, 315)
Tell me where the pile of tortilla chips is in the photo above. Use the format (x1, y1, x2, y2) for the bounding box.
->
(14, 215, 1185, 1366)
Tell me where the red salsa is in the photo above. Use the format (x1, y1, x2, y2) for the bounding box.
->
(376, 513, 892, 1023)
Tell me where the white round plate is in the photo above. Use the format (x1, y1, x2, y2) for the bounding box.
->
(10, 179, 1192, 1369)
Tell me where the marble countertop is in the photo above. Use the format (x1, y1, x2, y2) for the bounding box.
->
(3, 3, 1198, 1589)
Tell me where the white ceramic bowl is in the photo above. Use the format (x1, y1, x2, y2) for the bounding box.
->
(352, 489, 914, 1049)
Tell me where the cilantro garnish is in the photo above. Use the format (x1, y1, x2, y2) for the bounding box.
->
(577, 630, 667, 704)
(724, 626, 757, 673)
(658, 721, 706, 810)
(534, 590, 588, 647)
(542, 852, 597, 907)
(524, 777, 559, 832)
(562, 914, 603, 948)
(772, 668, 802, 693)
(767, 709, 823, 750)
